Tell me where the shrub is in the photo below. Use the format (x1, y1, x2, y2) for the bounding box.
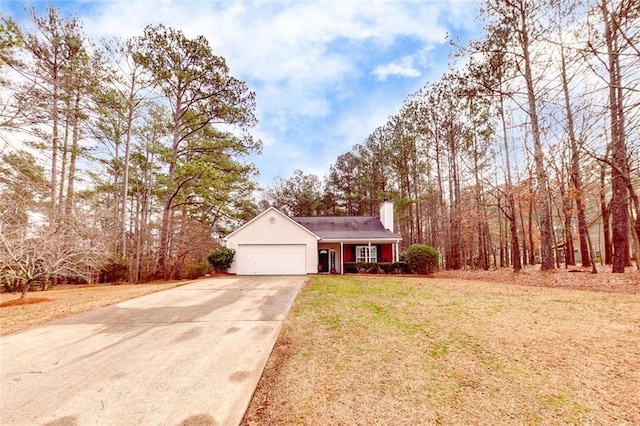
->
(1, 275, 22, 293)
(405, 244, 439, 274)
(343, 261, 411, 274)
(377, 262, 410, 274)
(99, 258, 129, 283)
(343, 262, 380, 274)
(207, 247, 235, 272)
(181, 261, 210, 280)
(344, 262, 358, 273)
(391, 261, 411, 274)
(364, 263, 379, 274)
(378, 262, 394, 274)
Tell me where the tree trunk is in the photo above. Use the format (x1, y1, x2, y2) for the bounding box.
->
(586, 224, 599, 274)
(630, 207, 640, 270)
(434, 126, 447, 268)
(528, 199, 536, 265)
(21, 279, 31, 300)
(518, 200, 527, 266)
(517, 4, 554, 270)
(560, 45, 591, 267)
(447, 126, 461, 270)
(120, 87, 135, 263)
(58, 102, 70, 214)
(65, 93, 81, 216)
(597, 155, 612, 265)
(157, 97, 182, 279)
(498, 195, 505, 268)
(560, 43, 591, 267)
(51, 60, 60, 211)
(628, 185, 640, 261)
(499, 92, 521, 272)
(564, 203, 575, 266)
(602, 0, 629, 273)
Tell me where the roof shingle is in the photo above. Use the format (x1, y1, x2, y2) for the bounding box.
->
(293, 216, 400, 240)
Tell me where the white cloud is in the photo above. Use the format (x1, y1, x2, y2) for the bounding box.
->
(373, 56, 422, 80)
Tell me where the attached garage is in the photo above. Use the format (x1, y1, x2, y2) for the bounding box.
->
(236, 244, 307, 275)
(225, 207, 320, 275)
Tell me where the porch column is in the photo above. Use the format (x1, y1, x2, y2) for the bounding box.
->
(368, 241, 372, 262)
(340, 242, 344, 274)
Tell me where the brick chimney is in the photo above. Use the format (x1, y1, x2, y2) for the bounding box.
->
(379, 199, 394, 233)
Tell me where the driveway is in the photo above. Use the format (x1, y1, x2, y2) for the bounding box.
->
(0, 275, 306, 426)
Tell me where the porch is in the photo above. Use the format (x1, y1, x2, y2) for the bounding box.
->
(317, 240, 400, 274)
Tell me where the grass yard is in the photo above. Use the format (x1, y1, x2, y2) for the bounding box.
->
(243, 275, 640, 425)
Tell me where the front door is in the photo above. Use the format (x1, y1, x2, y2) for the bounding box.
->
(318, 249, 329, 273)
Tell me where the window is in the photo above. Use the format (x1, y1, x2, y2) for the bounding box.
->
(356, 245, 377, 263)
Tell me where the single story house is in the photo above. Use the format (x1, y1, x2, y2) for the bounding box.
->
(224, 201, 401, 275)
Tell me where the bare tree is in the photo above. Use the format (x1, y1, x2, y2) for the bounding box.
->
(481, 0, 556, 270)
(0, 221, 109, 299)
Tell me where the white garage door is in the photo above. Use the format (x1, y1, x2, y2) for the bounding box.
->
(237, 244, 307, 275)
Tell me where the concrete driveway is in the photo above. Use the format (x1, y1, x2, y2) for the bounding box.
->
(0, 275, 306, 426)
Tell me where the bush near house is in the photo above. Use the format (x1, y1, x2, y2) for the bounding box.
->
(207, 247, 235, 273)
(181, 261, 210, 279)
(405, 244, 439, 274)
(344, 261, 410, 274)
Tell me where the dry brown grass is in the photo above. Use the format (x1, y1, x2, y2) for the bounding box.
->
(0, 282, 189, 335)
(432, 264, 639, 294)
(243, 271, 640, 425)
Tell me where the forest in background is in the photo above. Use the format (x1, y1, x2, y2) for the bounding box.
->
(262, 0, 639, 273)
(0, 0, 638, 296)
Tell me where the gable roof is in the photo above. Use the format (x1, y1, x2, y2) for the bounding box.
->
(293, 216, 401, 241)
(224, 206, 320, 241)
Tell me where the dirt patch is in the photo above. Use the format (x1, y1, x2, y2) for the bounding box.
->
(0, 297, 52, 307)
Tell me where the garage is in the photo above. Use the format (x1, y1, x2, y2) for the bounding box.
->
(225, 207, 320, 275)
(236, 244, 307, 275)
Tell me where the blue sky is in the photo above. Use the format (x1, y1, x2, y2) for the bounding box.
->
(1, 0, 482, 187)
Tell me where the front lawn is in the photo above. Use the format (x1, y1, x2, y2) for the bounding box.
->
(243, 275, 640, 425)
